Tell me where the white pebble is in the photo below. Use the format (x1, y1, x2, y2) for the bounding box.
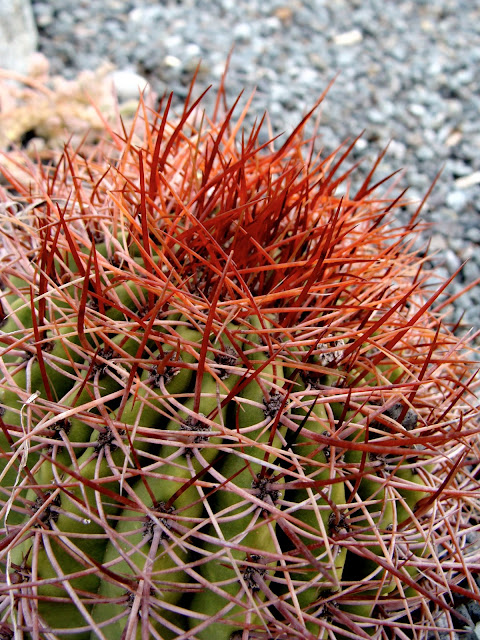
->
(333, 29, 363, 46)
(446, 190, 468, 212)
(110, 70, 150, 102)
(455, 171, 480, 190)
(233, 23, 252, 42)
(164, 55, 182, 68)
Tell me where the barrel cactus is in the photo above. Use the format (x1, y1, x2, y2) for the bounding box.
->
(0, 80, 479, 640)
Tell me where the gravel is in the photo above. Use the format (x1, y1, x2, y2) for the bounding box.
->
(29, 0, 480, 337)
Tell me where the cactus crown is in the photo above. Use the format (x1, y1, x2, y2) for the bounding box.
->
(0, 76, 479, 640)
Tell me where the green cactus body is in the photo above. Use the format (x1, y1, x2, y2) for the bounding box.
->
(90, 328, 237, 638)
(343, 440, 396, 594)
(91, 457, 202, 639)
(8, 430, 127, 640)
(103, 279, 153, 323)
(187, 328, 285, 640)
(8, 328, 202, 638)
(394, 465, 430, 524)
(161, 328, 242, 467)
(0, 328, 86, 527)
(335, 398, 432, 634)
(279, 379, 347, 636)
(116, 324, 203, 433)
(1, 326, 86, 423)
(189, 526, 277, 640)
(0, 297, 38, 358)
(1, 330, 151, 526)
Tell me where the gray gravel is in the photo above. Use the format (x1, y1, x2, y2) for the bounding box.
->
(31, 0, 480, 337)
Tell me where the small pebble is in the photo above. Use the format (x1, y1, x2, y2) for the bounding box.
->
(109, 69, 150, 102)
(446, 191, 468, 212)
(333, 29, 363, 46)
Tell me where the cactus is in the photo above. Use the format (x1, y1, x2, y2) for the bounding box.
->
(0, 77, 479, 640)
